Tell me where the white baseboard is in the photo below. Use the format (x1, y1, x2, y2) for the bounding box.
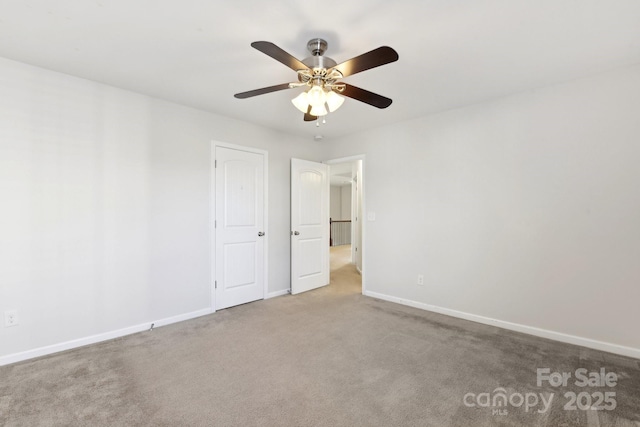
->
(364, 291, 640, 360)
(0, 308, 213, 367)
(266, 289, 290, 299)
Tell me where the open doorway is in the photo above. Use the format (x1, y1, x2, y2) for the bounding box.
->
(327, 157, 364, 294)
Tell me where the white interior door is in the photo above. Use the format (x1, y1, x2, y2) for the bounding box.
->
(215, 146, 265, 309)
(291, 158, 329, 295)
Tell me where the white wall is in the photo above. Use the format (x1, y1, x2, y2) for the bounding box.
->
(330, 184, 352, 221)
(330, 185, 342, 220)
(324, 65, 640, 354)
(0, 57, 323, 361)
(340, 185, 352, 220)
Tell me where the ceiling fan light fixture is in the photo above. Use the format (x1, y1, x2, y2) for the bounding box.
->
(310, 104, 328, 117)
(307, 85, 327, 109)
(292, 91, 309, 113)
(325, 90, 345, 113)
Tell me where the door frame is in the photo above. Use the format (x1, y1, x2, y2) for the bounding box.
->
(324, 155, 366, 295)
(210, 141, 269, 312)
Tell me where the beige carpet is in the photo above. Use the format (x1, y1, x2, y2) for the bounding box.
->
(1, 247, 639, 426)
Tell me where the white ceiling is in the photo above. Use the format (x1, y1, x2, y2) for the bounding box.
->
(2, 0, 640, 141)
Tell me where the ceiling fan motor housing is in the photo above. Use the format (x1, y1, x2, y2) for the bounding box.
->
(302, 38, 337, 69)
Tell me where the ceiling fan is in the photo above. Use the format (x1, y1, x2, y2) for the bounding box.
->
(234, 38, 399, 122)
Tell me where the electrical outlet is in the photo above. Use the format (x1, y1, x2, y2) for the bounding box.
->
(417, 275, 424, 286)
(4, 310, 18, 327)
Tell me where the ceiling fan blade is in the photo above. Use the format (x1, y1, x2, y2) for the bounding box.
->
(341, 84, 393, 109)
(303, 105, 317, 121)
(251, 41, 309, 72)
(234, 83, 292, 99)
(332, 46, 399, 77)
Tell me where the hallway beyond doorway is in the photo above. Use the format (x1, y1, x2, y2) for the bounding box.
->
(330, 245, 361, 294)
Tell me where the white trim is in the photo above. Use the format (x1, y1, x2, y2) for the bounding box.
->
(325, 155, 366, 295)
(211, 141, 269, 310)
(325, 154, 366, 164)
(210, 141, 218, 312)
(266, 289, 290, 299)
(364, 290, 640, 360)
(0, 308, 212, 367)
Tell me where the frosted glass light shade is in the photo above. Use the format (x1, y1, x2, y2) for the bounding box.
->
(292, 86, 338, 117)
(307, 86, 326, 109)
(310, 104, 328, 116)
(326, 91, 345, 112)
(292, 92, 309, 113)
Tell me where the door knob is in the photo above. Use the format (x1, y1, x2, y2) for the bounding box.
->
(291, 231, 300, 236)
(258, 232, 265, 237)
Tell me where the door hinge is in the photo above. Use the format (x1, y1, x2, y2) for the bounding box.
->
(215, 220, 217, 228)
(214, 159, 217, 168)
(214, 280, 217, 289)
